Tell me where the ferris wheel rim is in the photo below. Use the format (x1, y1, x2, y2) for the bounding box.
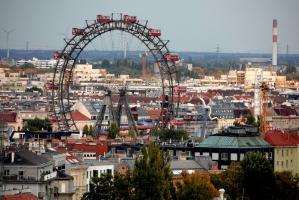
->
(51, 14, 179, 132)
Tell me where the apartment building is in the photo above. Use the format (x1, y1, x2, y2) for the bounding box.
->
(265, 132, 299, 174)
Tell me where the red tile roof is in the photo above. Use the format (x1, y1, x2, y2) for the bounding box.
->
(70, 111, 90, 121)
(234, 95, 253, 101)
(73, 143, 108, 156)
(55, 146, 70, 153)
(265, 131, 299, 146)
(3, 193, 38, 200)
(0, 112, 17, 123)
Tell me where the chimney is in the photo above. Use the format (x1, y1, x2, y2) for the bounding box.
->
(272, 19, 278, 67)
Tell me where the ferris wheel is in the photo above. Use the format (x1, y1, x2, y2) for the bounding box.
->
(50, 13, 180, 135)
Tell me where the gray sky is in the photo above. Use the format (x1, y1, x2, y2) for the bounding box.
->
(0, 0, 298, 53)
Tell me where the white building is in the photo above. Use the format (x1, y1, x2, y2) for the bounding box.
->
(16, 57, 58, 69)
(85, 161, 114, 191)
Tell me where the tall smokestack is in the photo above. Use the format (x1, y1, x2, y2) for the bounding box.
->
(272, 19, 278, 67)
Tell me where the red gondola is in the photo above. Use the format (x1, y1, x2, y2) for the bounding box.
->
(164, 53, 180, 62)
(72, 28, 85, 36)
(46, 83, 59, 90)
(171, 119, 184, 126)
(148, 29, 161, 36)
(96, 15, 111, 23)
(174, 85, 187, 93)
(123, 15, 137, 23)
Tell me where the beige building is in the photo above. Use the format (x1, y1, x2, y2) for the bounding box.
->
(271, 115, 299, 131)
(72, 64, 107, 84)
(244, 67, 286, 90)
(265, 132, 299, 175)
(19, 110, 49, 121)
(217, 118, 235, 130)
(66, 164, 88, 200)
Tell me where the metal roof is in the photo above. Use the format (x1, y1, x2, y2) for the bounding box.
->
(170, 160, 205, 170)
(196, 135, 272, 149)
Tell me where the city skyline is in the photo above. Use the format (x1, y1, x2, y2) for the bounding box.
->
(0, 0, 299, 53)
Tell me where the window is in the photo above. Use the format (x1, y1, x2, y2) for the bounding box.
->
(281, 161, 284, 168)
(93, 170, 98, 177)
(221, 153, 229, 161)
(19, 171, 24, 177)
(282, 149, 284, 156)
(276, 161, 279, 166)
(240, 153, 244, 161)
(4, 169, 9, 176)
(286, 160, 288, 168)
(212, 153, 219, 160)
(61, 183, 66, 193)
(202, 152, 209, 156)
(107, 169, 112, 175)
(269, 152, 272, 160)
(230, 153, 238, 161)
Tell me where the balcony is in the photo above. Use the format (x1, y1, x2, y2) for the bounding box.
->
(3, 175, 38, 182)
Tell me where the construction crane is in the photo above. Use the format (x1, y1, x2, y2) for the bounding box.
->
(260, 82, 270, 135)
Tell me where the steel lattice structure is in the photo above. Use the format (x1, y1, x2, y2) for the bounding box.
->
(51, 13, 178, 132)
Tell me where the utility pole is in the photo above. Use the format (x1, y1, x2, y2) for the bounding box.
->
(2, 29, 15, 59)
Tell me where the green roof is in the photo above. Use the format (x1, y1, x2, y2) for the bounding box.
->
(196, 135, 272, 149)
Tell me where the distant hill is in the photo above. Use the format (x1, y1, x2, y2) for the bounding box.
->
(1, 49, 298, 66)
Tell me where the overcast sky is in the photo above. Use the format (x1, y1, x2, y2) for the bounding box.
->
(0, 0, 298, 53)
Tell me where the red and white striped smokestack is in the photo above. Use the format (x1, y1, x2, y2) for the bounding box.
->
(272, 19, 278, 66)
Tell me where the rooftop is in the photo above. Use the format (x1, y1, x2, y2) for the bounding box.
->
(3, 192, 38, 200)
(70, 111, 90, 121)
(4, 149, 51, 166)
(0, 112, 17, 123)
(265, 131, 299, 146)
(170, 160, 206, 171)
(197, 135, 271, 149)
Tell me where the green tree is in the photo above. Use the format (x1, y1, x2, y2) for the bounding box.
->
(233, 120, 241, 127)
(88, 125, 93, 136)
(102, 59, 110, 68)
(245, 115, 256, 126)
(82, 174, 114, 200)
(151, 128, 188, 141)
(274, 171, 299, 200)
(241, 152, 275, 200)
(23, 118, 52, 132)
(211, 162, 243, 200)
(114, 172, 133, 200)
(286, 64, 297, 74)
(176, 172, 219, 200)
(107, 122, 119, 139)
(83, 125, 89, 136)
(25, 86, 42, 93)
(132, 142, 174, 200)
